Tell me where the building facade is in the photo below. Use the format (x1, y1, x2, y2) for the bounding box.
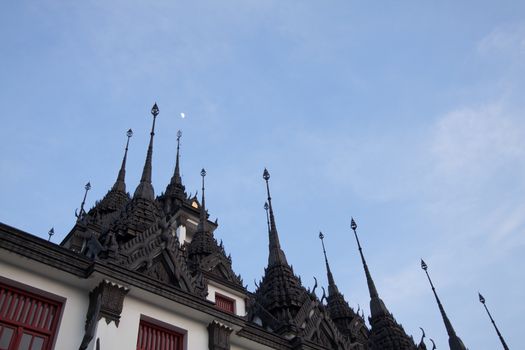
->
(1, 104, 440, 350)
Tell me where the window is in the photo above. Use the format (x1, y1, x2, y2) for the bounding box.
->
(137, 319, 184, 350)
(0, 282, 62, 350)
(215, 293, 235, 314)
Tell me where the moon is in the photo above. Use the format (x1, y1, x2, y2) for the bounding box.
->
(180, 112, 185, 119)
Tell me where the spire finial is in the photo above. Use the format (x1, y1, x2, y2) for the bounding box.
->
(197, 168, 207, 232)
(113, 129, 133, 192)
(319, 231, 339, 295)
(48, 227, 54, 242)
(350, 217, 390, 318)
(421, 259, 467, 350)
(75, 182, 91, 221)
(479, 292, 509, 350)
(262, 168, 288, 267)
(134, 103, 158, 200)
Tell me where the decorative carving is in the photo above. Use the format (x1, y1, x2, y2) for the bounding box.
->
(97, 280, 129, 325)
(146, 259, 171, 283)
(84, 232, 103, 260)
(120, 220, 207, 299)
(79, 286, 102, 350)
(208, 321, 233, 350)
(79, 280, 128, 349)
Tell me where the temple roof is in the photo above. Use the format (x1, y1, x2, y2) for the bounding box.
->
(187, 169, 244, 289)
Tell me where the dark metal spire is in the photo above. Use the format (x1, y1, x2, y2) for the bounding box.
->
(264, 202, 270, 234)
(421, 259, 467, 350)
(263, 168, 288, 267)
(197, 168, 207, 233)
(319, 231, 339, 295)
(479, 293, 509, 350)
(350, 217, 389, 318)
(134, 103, 159, 200)
(75, 182, 91, 221)
(170, 130, 183, 186)
(112, 129, 133, 192)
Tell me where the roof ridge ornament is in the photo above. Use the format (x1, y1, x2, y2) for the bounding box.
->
(75, 181, 91, 221)
(418, 327, 426, 348)
(421, 259, 467, 350)
(48, 227, 54, 242)
(478, 292, 509, 350)
(112, 129, 133, 192)
(134, 103, 158, 200)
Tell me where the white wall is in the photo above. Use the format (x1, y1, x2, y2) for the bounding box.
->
(0, 258, 89, 350)
(95, 293, 208, 350)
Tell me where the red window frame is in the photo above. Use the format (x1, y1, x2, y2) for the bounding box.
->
(137, 319, 184, 350)
(0, 281, 63, 350)
(215, 293, 235, 314)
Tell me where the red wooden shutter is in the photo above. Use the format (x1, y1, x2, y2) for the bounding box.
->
(137, 320, 183, 350)
(0, 282, 62, 350)
(215, 294, 235, 314)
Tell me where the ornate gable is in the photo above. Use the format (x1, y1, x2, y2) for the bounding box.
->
(120, 219, 207, 298)
(199, 251, 244, 287)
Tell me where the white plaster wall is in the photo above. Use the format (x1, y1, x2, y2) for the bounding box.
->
(0, 260, 88, 350)
(96, 294, 209, 350)
(206, 283, 246, 317)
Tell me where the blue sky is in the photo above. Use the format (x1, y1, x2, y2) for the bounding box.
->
(1, 1, 524, 348)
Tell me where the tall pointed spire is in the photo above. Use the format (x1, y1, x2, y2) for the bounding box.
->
(319, 231, 339, 295)
(171, 130, 183, 187)
(188, 168, 219, 262)
(163, 130, 187, 203)
(421, 259, 467, 350)
(197, 168, 207, 233)
(479, 293, 509, 350)
(112, 129, 133, 192)
(262, 168, 288, 267)
(134, 103, 159, 200)
(350, 218, 389, 317)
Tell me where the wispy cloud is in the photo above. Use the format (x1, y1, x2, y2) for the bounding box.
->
(478, 22, 525, 58)
(431, 101, 525, 179)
